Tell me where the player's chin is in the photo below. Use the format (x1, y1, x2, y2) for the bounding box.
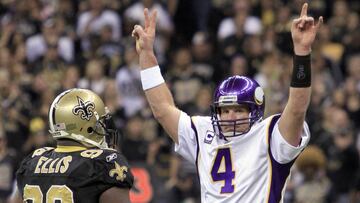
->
(237, 127, 249, 133)
(222, 127, 233, 133)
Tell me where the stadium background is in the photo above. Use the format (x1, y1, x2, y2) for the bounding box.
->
(0, 0, 359, 202)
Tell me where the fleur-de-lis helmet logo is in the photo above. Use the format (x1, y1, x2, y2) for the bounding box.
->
(72, 96, 95, 121)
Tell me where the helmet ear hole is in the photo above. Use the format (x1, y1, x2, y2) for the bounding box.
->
(87, 127, 94, 134)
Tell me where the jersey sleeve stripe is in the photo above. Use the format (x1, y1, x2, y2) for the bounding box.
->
(266, 115, 295, 203)
(190, 116, 201, 183)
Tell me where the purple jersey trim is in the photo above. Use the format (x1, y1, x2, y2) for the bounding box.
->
(267, 115, 296, 203)
(190, 117, 201, 183)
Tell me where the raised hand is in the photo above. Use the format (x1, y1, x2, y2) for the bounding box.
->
(132, 8, 157, 55)
(291, 3, 323, 55)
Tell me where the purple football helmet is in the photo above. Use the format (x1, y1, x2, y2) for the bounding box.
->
(211, 76, 265, 138)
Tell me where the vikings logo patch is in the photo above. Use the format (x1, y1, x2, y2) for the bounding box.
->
(254, 87, 264, 105)
(72, 96, 95, 121)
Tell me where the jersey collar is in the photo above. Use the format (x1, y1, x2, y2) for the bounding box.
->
(55, 145, 87, 152)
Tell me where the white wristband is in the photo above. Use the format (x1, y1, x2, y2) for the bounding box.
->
(140, 65, 165, 90)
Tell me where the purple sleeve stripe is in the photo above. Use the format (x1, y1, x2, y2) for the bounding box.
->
(190, 117, 201, 183)
(267, 115, 295, 203)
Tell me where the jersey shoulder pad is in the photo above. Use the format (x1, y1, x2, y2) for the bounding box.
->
(191, 115, 212, 127)
(31, 147, 55, 158)
(17, 147, 55, 173)
(255, 114, 278, 129)
(90, 149, 134, 189)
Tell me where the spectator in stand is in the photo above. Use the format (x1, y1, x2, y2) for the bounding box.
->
(56, 0, 77, 30)
(78, 59, 108, 96)
(191, 32, 215, 82)
(0, 81, 31, 151)
(115, 45, 145, 118)
(102, 79, 127, 132)
(166, 46, 207, 111)
(228, 54, 249, 77)
(124, 0, 173, 64)
(59, 65, 80, 92)
(328, 0, 349, 43)
(217, 0, 262, 40)
(97, 24, 123, 75)
(0, 48, 11, 69)
(120, 113, 155, 164)
(294, 145, 331, 203)
(329, 129, 359, 202)
(184, 85, 213, 116)
(0, 131, 17, 202)
(77, 0, 121, 51)
(26, 18, 74, 63)
(29, 41, 67, 91)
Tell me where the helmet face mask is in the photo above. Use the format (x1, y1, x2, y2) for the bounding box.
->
(99, 112, 121, 149)
(211, 76, 265, 138)
(48, 88, 119, 149)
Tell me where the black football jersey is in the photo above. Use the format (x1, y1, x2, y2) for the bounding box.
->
(16, 146, 134, 203)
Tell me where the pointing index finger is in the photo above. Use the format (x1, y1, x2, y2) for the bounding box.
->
(300, 3, 308, 17)
(144, 8, 149, 29)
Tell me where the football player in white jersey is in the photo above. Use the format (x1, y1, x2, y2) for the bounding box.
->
(132, 3, 323, 203)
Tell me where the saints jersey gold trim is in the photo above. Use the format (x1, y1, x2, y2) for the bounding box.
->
(55, 146, 87, 152)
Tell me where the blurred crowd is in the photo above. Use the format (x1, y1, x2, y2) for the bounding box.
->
(0, 0, 359, 202)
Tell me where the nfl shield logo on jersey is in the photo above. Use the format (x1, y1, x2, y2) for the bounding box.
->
(204, 131, 215, 144)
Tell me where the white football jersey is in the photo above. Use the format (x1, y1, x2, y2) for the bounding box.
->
(175, 111, 310, 203)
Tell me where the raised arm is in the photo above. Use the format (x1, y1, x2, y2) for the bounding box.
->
(99, 187, 130, 203)
(279, 3, 323, 146)
(132, 9, 181, 144)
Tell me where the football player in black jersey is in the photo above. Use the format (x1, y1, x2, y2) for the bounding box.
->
(15, 88, 134, 203)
